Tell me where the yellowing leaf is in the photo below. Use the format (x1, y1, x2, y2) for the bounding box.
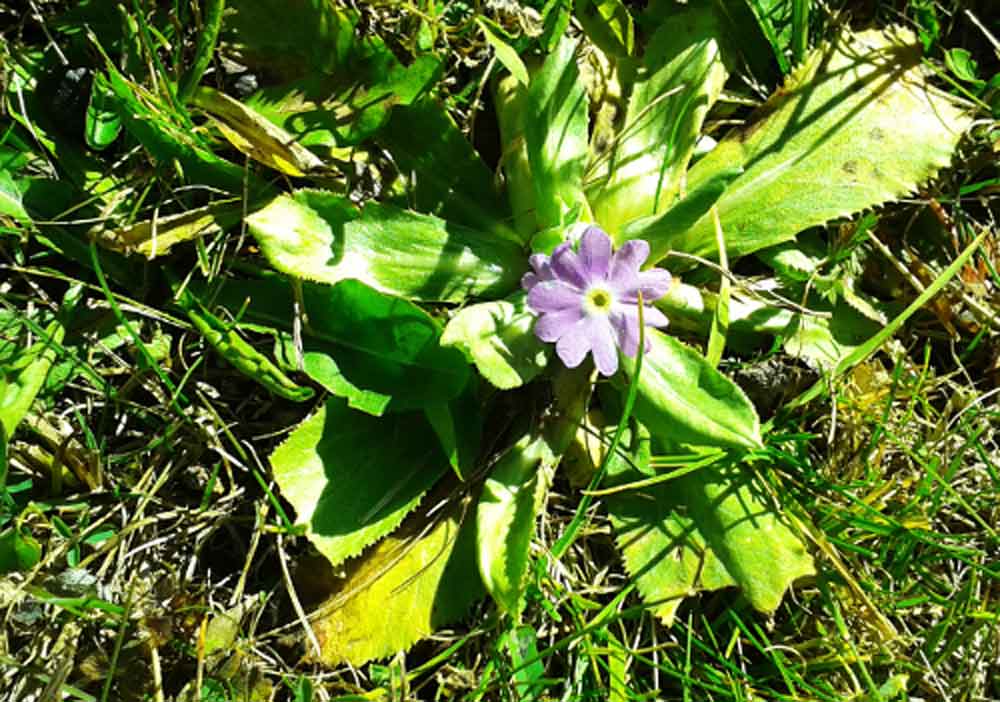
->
(96, 200, 242, 258)
(309, 496, 482, 666)
(192, 87, 327, 177)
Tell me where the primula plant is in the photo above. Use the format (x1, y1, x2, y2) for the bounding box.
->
(5, 0, 974, 670)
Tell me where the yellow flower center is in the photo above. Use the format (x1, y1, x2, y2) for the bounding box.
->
(584, 287, 613, 316)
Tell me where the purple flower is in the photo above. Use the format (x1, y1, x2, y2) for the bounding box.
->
(522, 226, 671, 376)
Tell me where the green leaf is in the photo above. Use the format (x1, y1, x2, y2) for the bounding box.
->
(0, 528, 42, 573)
(589, 3, 729, 238)
(671, 28, 972, 263)
(246, 189, 526, 302)
(440, 293, 550, 390)
(102, 68, 254, 195)
(479, 19, 529, 86)
(425, 383, 483, 481)
(621, 167, 742, 264)
(540, 0, 572, 52)
(0, 318, 65, 438)
(477, 432, 556, 614)
(620, 330, 762, 450)
(84, 72, 121, 150)
(310, 494, 483, 665)
(505, 625, 546, 700)
(945, 48, 983, 85)
(526, 36, 590, 229)
(0, 169, 29, 224)
(377, 101, 513, 236)
(206, 277, 470, 414)
(494, 74, 538, 239)
(271, 398, 449, 567)
(574, 0, 634, 58)
(221, 0, 359, 79)
(607, 457, 814, 623)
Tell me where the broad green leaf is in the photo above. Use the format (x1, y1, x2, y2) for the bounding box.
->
(192, 87, 326, 177)
(505, 626, 546, 700)
(494, 73, 538, 239)
(574, 0, 634, 59)
(589, 3, 729, 239)
(607, 457, 814, 623)
(246, 189, 526, 302)
(84, 72, 121, 150)
(377, 101, 513, 236)
(621, 330, 762, 450)
(477, 432, 556, 614)
(479, 19, 529, 86)
(221, 0, 358, 79)
(671, 28, 972, 263)
(622, 167, 742, 264)
(310, 494, 483, 665)
(206, 277, 470, 414)
(526, 36, 590, 229)
(225, 1, 442, 151)
(441, 293, 550, 390)
(271, 398, 448, 567)
(781, 300, 880, 370)
(0, 170, 29, 224)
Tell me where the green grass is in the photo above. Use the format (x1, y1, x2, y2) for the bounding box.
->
(2, 1, 999, 700)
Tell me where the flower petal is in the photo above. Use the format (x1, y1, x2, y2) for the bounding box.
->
(550, 242, 590, 290)
(615, 268, 673, 303)
(534, 307, 585, 342)
(607, 239, 650, 289)
(589, 316, 619, 376)
(579, 226, 612, 279)
(555, 317, 595, 368)
(528, 281, 583, 313)
(612, 305, 669, 358)
(611, 308, 640, 358)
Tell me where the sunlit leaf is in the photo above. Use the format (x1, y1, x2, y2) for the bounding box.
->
(309, 494, 482, 665)
(84, 72, 121, 150)
(206, 277, 470, 414)
(246, 189, 525, 302)
(192, 87, 326, 177)
(589, 2, 728, 238)
(271, 397, 448, 567)
(0, 169, 29, 224)
(574, 0, 634, 59)
(607, 457, 814, 623)
(477, 432, 556, 614)
(526, 36, 590, 229)
(479, 19, 529, 86)
(441, 293, 550, 390)
(669, 27, 972, 263)
(620, 330, 762, 450)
